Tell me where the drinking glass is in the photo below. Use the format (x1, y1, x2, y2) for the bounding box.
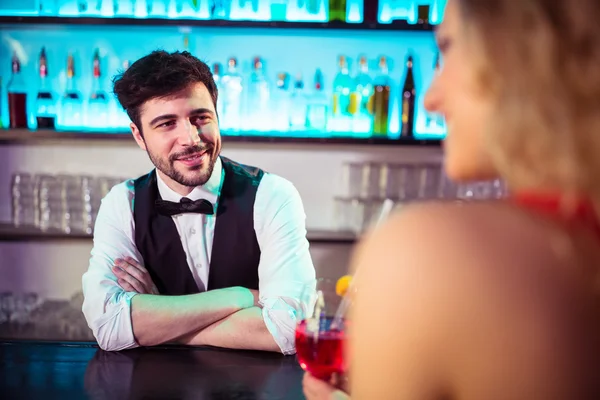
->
(295, 278, 348, 381)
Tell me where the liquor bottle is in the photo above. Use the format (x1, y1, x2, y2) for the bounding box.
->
(306, 0, 319, 14)
(417, 2, 430, 26)
(289, 75, 308, 131)
(221, 57, 243, 132)
(7, 52, 28, 129)
(182, 31, 190, 52)
(92, 0, 116, 15)
(247, 57, 270, 131)
(306, 69, 329, 131)
(269, 0, 288, 21)
(363, 0, 378, 23)
(351, 55, 373, 134)
(270, 72, 290, 131)
(328, 0, 346, 22)
(87, 49, 109, 129)
(146, 0, 154, 14)
(39, 0, 59, 15)
(406, 0, 418, 24)
(132, 0, 147, 16)
(114, 0, 136, 16)
(430, 0, 447, 24)
(400, 54, 416, 138)
(78, 0, 88, 13)
(371, 56, 391, 136)
(35, 47, 57, 129)
(211, 0, 232, 19)
(239, 0, 259, 13)
(166, 0, 192, 16)
(332, 55, 353, 131)
(380, 0, 411, 23)
(196, 0, 211, 18)
(59, 53, 83, 129)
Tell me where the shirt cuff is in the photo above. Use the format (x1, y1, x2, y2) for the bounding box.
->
(260, 297, 301, 355)
(91, 291, 139, 351)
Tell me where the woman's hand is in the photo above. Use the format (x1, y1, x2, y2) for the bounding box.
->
(302, 372, 350, 400)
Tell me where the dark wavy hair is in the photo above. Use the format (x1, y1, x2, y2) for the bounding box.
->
(112, 50, 218, 132)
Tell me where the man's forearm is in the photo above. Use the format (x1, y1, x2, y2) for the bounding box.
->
(179, 307, 281, 353)
(131, 287, 254, 347)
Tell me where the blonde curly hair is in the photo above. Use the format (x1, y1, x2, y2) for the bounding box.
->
(458, 0, 600, 208)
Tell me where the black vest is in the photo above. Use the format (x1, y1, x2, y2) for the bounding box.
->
(133, 156, 264, 295)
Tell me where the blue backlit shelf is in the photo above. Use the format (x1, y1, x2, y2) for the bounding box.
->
(0, 15, 433, 31)
(0, 129, 441, 146)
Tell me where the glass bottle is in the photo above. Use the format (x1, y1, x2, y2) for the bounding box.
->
(87, 49, 109, 129)
(289, 75, 308, 131)
(221, 57, 243, 132)
(399, 54, 416, 138)
(331, 55, 353, 132)
(7, 52, 28, 129)
(306, 69, 329, 132)
(35, 47, 57, 129)
(371, 56, 391, 137)
(352, 55, 373, 134)
(328, 0, 346, 22)
(59, 53, 83, 129)
(247, 57, 270, 131)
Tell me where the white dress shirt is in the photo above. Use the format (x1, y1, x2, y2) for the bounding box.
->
(82, 157, 316, 353)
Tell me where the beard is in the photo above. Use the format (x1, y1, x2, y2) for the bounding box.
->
(147, 144, 217, 188)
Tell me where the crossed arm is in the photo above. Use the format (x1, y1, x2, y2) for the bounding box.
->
(81, 178, 315, 352)
(112, 256, 278, 351)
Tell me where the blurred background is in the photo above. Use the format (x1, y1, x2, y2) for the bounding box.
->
(0, 0, 504, 342)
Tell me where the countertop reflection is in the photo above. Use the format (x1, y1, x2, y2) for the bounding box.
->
(0, 341, 305, 399)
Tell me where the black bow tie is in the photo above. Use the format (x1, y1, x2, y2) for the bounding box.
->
(155, 197, 214, 216)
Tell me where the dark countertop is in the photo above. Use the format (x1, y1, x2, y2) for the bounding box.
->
(0, 340, 306, 400)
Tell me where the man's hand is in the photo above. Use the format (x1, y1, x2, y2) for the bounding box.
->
(112, 257, 159, 295)
(249, 289, 260, 307)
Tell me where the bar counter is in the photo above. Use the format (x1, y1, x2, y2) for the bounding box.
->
(0, 340, 305, 399)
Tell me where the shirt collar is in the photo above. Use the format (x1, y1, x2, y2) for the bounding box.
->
(156, 156, 222, 205)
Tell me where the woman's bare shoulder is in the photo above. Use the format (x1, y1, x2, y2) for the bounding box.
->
(357, 200, 554, 269)
(354, 199, 591, 312)
(351, 200, 600, 399)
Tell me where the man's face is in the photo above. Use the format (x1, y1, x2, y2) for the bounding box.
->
(130, 82, 222, 194)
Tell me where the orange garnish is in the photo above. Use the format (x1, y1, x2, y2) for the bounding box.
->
(336, 275, 353, 297)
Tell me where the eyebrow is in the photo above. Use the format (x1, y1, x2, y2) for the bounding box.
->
(149, 108, 216, 127)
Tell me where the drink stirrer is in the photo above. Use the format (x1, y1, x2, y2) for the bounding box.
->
(331, 199, 395, 330)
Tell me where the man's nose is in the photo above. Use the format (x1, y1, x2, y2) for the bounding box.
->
(178, 119, 201, 145)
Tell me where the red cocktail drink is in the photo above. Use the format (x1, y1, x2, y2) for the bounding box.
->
(295, 317, 346, 380)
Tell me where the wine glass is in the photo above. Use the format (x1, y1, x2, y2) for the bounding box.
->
(295, 277, 348, 381)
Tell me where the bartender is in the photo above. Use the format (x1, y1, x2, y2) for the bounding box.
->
(81, 50, 316, 353)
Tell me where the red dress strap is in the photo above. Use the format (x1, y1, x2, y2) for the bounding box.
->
(512, 192, 600, 239)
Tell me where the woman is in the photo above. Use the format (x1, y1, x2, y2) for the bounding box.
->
(304, 0, 600, 398)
